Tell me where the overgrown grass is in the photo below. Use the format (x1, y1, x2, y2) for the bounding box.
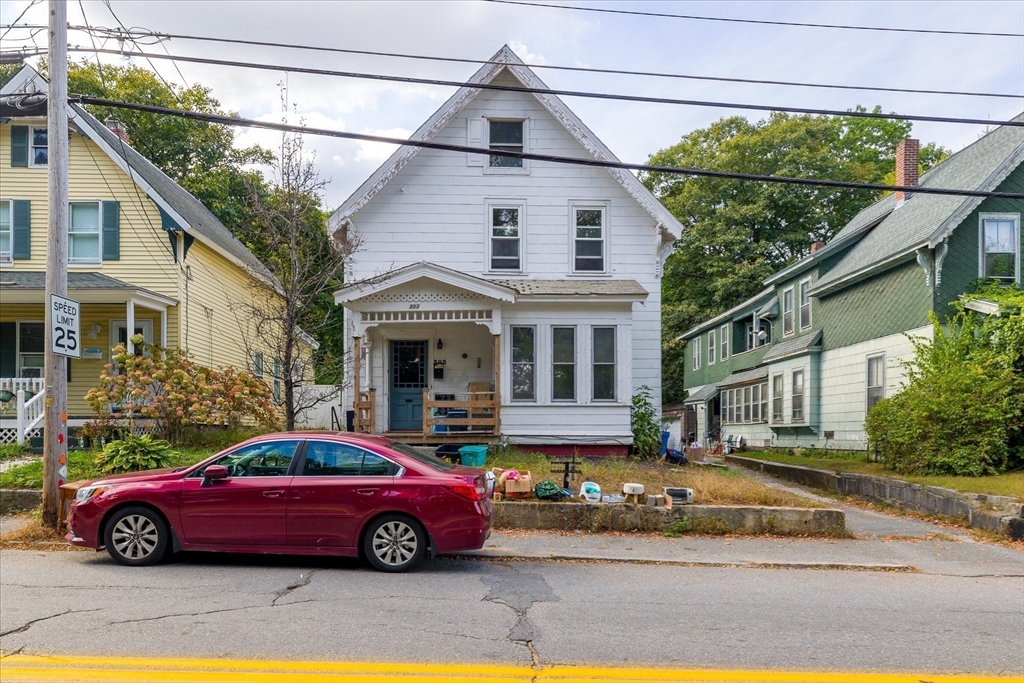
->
(0, 443, 31, 462)
(741, 450, 1024, 500)
(486, 448, 820, 508)
(0, 448, 212, 489)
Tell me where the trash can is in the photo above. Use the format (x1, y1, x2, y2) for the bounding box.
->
(345, 409, 355, 432)
(458, 445, 488, 468)
(661, 430, 670, 455)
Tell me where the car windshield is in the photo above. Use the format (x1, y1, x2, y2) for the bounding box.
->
(385, 441, 457, 471)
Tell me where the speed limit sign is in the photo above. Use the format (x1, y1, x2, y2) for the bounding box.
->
(49, 293, 81, 359)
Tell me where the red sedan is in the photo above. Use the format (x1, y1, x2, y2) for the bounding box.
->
(66, 433, 493, 572)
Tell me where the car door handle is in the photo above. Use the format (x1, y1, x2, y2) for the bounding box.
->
(263, 490, 286, 498)
(357, 488, 379, 496)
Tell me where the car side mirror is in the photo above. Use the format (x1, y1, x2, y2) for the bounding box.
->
(202, 464, 229, 486)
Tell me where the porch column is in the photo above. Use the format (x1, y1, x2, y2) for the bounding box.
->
(493, 334, 501, 435)
(354, 335, 362, 432)
(126, 298, 136, 354)
(160, 309, 167, 352)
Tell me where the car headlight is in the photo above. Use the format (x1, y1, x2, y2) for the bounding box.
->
(74, 485, 109, 503)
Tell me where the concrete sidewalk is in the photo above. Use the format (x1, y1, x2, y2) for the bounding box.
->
(467, 529, 1024, 576)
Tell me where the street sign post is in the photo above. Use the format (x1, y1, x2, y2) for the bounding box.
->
(49, 294, 81, 359)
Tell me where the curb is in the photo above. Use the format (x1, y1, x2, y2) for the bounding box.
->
(452, 550, 915, 572)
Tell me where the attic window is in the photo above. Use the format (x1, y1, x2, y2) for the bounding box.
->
(489, 120, 523, 168)
(30, 127, 47, 166)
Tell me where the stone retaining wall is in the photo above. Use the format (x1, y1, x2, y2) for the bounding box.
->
(493, 501, 846, 537)
(0, 489, 42, 515)
(725, 455, 1024, 540)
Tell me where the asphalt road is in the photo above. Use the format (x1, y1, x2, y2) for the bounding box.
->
(1, 549, 1021, 677)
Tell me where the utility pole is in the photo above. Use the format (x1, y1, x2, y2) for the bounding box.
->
(42, 0, 69, 528)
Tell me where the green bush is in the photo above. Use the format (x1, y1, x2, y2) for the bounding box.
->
(0, 443, 30, 461)
(866, 295, 1024, 476)
(631, 385, 662, 460)
(94, 434, 178, 474)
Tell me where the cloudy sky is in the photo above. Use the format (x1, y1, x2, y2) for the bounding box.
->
(2, 0, 1022, 210)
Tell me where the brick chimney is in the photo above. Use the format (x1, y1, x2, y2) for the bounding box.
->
(894, 138, 919, 205)
(810, 241, 826, 254)
(105, 118, 130, 143)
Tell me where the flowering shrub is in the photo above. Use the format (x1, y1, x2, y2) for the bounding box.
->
(85, 336, 279, 443)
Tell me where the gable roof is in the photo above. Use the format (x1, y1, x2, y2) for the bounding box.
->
(2, 65, 276, 283)
(811, 114, 1024, 296)
(328, 45, 683, 244)
(333, 261, 518, 304)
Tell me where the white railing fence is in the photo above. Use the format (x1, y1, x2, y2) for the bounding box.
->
(16, 387, 47, 445)
(0, 377, 45, 397)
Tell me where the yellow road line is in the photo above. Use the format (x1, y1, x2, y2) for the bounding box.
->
(0, 655, 1017, 683)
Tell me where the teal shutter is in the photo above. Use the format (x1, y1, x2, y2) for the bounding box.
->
(12, 200, 30, 259)
(10, 126, 28, 167)
(102, 201, 120, 260)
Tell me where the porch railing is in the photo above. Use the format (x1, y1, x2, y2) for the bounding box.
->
(354, 389, 376, 434)
(17, 387, 47, 445)
(423, 390, 499, 437)
(0, 377, 45, 397)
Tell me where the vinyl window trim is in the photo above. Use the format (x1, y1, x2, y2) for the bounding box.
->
(771, 373, 784, 423)
(591, 326, 617, 402)
(551, 325, 577, 403)
(570, 202, 608, 275)
(483, 118, 529, 175)
(707, 329, 716, 365)
(791, 368, 805, 423)
(28, 126, 48, 168)
(978, 213, 1020, 284)
(692, 335, 701, 370)
(68, 200, 103, 266)
(0, 198, 11, 264)
(485, 200, 526, 274)
(866, 353, 886, 412)
(719, 324, 729, 360)
(510, 325, 537, 403)
(782, 287, 795, 337)
(798, 278, 812, 330)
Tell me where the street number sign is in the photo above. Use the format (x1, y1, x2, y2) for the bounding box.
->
(49, 293, 81, 359)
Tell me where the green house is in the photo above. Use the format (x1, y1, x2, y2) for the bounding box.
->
(677, 116, 1023, 451)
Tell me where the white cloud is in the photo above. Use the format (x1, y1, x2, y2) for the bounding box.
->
(508, 40, 549, 65)
(354, 127, 414, 164)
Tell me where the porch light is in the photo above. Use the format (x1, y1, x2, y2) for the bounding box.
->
(437, 339, 443, 350)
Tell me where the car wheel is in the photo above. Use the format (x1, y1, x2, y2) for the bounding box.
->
(363, 514, 425, 573)
(104, 506, 169, 567)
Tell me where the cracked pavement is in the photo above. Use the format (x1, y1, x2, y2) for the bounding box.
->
(1, 548, 1021, 674)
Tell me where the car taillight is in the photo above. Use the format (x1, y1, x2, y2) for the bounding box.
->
(443, 481, 487, 502)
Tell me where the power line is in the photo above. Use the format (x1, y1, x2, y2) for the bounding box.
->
(5, 23, 1022, 99)
(70, 94, 1024, 200)
(68, 47, 1024, 129)
(484, 0, 1024, 38)
(65, 25, 1024, 100)
(0, 1, 40, 41)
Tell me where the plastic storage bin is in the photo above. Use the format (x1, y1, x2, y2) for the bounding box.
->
(458, 445, 488, 468)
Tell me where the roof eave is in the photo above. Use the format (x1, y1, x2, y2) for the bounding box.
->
(677, 287, 775, 339)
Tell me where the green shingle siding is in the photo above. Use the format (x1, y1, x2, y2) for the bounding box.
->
(934, 164, 1024, 316)
(817, 260, 931, 351)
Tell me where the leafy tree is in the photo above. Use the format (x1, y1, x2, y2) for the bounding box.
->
(0, 62, 24, 89)
(865, 289, 1023, 476)
(61, 60, 273, 232)
(643, 109, 949, 402)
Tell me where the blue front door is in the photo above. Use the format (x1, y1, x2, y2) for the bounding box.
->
(390, 340, 427, 431)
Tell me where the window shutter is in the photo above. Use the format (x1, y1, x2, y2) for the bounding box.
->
(12, 200, 30, 259)
(0, 322, 16, 378)
(467, 118, 483, 167)
(10, 126, 29, 167)
(102, 201, 120, 260)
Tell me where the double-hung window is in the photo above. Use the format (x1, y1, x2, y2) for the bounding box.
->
(253, 351, 264, 378)
(490, 205, 522, 271)
(707, 329, 716, 365)
(759, 381, 768, 422)
(18, 322, 45, 378)
(866, 355, 885, 410)
(573, 207, 605, 272)
(592, 327, 616, 401)
(782, 288, 794, 336)
(751, 384, 760, 422)
(0, 200, 11, 263)
(489, 120, 523, 168)
(30, 127, 47, 166)
(772, 374, 784, 422)
(724, 390, 734, 423)
(69, 202, 101, 264)
(980, 214, 1019, 283)
(692, 335, 701, 370)
(719, 324, 729, 360)
(791, 369, 804, 422)
(552, 326, 576, 402)
(511, 326, 536, 401)
(273, 358, 282, 403)
(799, 279, 812, 330)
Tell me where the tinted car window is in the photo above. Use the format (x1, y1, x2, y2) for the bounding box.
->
(385, 441, 456, 471)
(195, 440, 300, 477)
(360, 452, 393, 476)
(303, 442, 364, 476)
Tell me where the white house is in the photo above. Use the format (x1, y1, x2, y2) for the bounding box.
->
(329, 46, 682, 455)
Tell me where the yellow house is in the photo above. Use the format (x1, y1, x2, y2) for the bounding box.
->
(0, 65, 294, 442)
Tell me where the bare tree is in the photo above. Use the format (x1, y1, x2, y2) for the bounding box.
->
(233, 132, 358, 430)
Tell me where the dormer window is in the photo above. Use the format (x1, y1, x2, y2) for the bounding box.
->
(489, 120, 523, 168)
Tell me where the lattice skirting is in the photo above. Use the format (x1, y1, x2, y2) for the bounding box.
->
(0, 427, 42, 445)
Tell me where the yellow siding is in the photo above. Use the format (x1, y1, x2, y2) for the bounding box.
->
(0, 304, 163, 417)
(0, 119, 182, 300)
(0, 118, 290, 415)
